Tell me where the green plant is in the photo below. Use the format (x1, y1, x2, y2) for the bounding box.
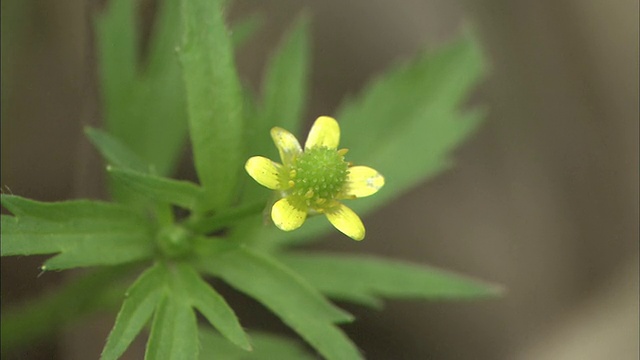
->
(1, 0, 501, 358)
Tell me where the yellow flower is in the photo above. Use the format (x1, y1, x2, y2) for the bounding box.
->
(245, 116, 384, 240)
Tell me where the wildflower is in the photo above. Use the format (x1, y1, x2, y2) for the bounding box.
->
(245, 116, 384, 240)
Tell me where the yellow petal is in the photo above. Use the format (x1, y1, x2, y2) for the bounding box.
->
(305, 116, 340, 150)
(271, 197, 307, 231)
(343, 166, 385, 198)
(325, 203, 365, 241)
(270, 127, 302, 166)
(245, 156, 282, 190)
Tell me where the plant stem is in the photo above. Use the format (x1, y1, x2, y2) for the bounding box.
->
(183, 201, 265, 234)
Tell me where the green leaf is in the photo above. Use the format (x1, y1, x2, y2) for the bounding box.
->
(1, 195, 154, 270)
(86, 127, 151, 173)
(253, 14, 310, 158)
(239, 14, 310, 210)
(281, 253, 504, 308)
(95, 0, 136, 132)
(107, 166, 205, 210)
(179, 0, 244, 211)
(261, 32, 487, 247)
(339, 32, 486, 213)
(102, 264, 165, 360)
(230, 13, 264, 49)
(85, 126, 153, 204)
(174, 263, 251, 351)
(145, 293, 199, 360)
(137, 0, 189, 176)
(1, 194, 146, 221)
(105, 262, 248, 360)
(199, 247, 362, 360)
(353, 108, 484, 211)
(199, 329, 315, 360)
(184, 201, 264, 235)
(96, 0, 189, 176)
(2, 266, 131, 354)
(339, 33, 485, 163)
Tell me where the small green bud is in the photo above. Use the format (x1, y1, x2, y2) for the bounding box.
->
(157, 224, 193, 259)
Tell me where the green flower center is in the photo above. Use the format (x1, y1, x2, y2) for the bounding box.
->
(290, 147, 348, 206)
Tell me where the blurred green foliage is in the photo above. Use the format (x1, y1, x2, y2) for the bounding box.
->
(1, 0, 499, 359)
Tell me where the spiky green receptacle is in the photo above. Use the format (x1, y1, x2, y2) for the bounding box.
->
(289, 147, 348, 208)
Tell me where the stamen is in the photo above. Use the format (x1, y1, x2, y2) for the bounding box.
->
(305, 189, 314, 198)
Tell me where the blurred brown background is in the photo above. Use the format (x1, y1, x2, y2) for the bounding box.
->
(2, 0, 638, 359)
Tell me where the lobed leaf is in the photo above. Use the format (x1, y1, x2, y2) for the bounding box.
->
(179, 0, 244, 211)
(85, 127, 151, 174)
(1, 194, 146, 222)
(95, 0, 136, 136)
(96, 0, 189, 177)
(339, 33, 486, 164)
(174, 263, 251, 351)
(1, 195, 154, 270)
(103, 261, 249, 360)
(237, 13, 311, 229)
(259, 33, 487, 247)
(281, 253, 504, 308)
(145, 293, 199, 360)
(136, 0, 189, 176)
(107, 167, 205, 211)
(102, 264, 165, 360)
(253, 13, 311, 159)
(199, 246, 362, 360)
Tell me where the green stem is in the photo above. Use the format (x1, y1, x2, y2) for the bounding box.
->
(183, 201, 265, 234)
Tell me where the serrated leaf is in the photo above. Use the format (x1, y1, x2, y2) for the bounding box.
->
(254, 14, 310, 157)
(96, 0, 189, 176)
(1, 194, 146, 221)
(261, 33, 487, 247)
(85, 126, 155, 204)
(102, 264, 165, 360)
(137, 0, 189, 176)
(2, 216, 153, 270)
(174, 263, 250, 351)
(199, 329, 315, 360)
(95, 0, 136, 130)
(105, 262, 247, 360)
(179, 0, 244, 211)
(86, 127, 151, 173)
(199, 247, 362, 360)
(239, 14, 310, 211)
(1, 196, 153, 270)
(339, 33, 485, 164)
(145, 293, 199, 360)
(351, 108, 485, 212)
(107, 167, 205, 210)
(339, 32, 486, 214)
(281, 253, 504, 308)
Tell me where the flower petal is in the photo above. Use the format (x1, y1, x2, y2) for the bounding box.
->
(305, 116, 340, 150)
(245, 156, 282, 190)
(343, 166, 385, 198)
(270, 127, 302, 166)
(271, 197, 307, 231)
(325, 203, 365, 241)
